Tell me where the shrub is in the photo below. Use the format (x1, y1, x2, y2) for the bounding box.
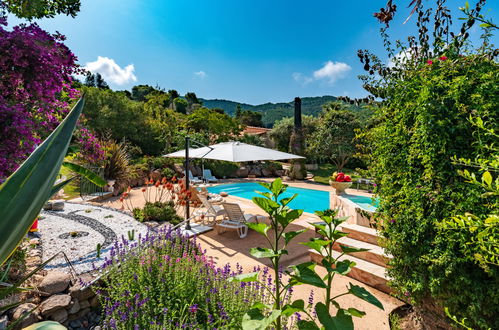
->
(133, 201, 182, 224)
(95, 228, 266, 329)
(205, 160, 239, 178)
(148, 156, 173, 170)
(160, 167, 176, 179)
(262, 161, 283, 172)
(358, 4, 499, 327)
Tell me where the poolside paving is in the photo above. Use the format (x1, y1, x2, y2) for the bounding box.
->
(95, 179, 403, 329)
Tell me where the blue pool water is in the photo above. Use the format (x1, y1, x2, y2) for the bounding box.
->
(207, 182, 329, 214)
(207, 182, 379, 213)
(341, 194, 379, 212)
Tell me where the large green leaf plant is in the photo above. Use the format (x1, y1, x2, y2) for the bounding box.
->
(230, 179, 383, 329)
(0, 97, 102, 266)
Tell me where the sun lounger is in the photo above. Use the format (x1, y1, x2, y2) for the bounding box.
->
(187, 170, 203, 184)
(217, 203, 266, 238)
(203, 169, 218, 183)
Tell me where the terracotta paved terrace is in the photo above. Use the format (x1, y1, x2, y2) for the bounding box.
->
(98, 179, 403, 330)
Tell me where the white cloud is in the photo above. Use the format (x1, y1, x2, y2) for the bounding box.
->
(312, 61, 351, 83)
(84, 56, 137, 85)
(293, 60, 351, 85)
(194, 71, 207, 79)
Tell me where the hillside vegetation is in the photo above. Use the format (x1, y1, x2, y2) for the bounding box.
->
(201, 95, 367, 127)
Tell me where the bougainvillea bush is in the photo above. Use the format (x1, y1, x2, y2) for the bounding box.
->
(95, 227, 268, 329)
(356, 1, 498, 328)
(0, 16, 102, 179)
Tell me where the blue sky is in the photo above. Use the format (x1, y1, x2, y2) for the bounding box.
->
(9, 0, 499, 104)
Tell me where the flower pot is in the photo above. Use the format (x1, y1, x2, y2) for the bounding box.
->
(329, 181, 352, 194)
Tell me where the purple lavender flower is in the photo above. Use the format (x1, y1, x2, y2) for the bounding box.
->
(189, 304, 198, 313)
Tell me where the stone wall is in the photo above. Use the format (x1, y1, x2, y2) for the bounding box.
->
(1, 270, 100, 330)
(0, 238, 101, 330)
(329, 192, 374, 227)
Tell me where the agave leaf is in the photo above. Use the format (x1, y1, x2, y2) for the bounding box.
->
(0, 98, 85, 266)
(50, 177, 75, 198)
(61, 161, 106, 187)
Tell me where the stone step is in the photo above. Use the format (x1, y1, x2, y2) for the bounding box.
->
(338, 223, 379, 246)
(333, 237, 392, 268)
(309, 249, 392, 294)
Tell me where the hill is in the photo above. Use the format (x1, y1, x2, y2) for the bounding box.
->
(200, 95, 363, 127)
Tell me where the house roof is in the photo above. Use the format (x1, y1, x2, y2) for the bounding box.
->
(242, 126, 271, 136)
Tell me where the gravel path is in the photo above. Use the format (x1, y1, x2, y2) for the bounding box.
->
(39, 202, 148, 274)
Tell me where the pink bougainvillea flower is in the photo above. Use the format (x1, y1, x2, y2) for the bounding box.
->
(426, 60, 433, 65)
(439, 56, 447, 61)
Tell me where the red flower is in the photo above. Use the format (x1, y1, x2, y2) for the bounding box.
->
(426, 60, 433, 65)
(439, 56, 447, 61)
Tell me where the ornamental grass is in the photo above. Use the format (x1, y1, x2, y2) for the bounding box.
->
(94, 227, 269, 329)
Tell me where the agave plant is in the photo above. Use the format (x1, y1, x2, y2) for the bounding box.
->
(0, 97, 104, 266)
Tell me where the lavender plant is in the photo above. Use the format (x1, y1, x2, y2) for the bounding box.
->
(95, 227, 267, 329)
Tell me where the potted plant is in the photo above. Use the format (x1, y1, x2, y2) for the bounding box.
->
(329, 171, 352, 194)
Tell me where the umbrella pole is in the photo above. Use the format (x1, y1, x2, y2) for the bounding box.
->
(184, 136, 191, 230)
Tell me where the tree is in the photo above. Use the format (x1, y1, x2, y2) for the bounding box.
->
(168, 89, 179, 108)
(95, 73, 109, 89)
(236, 109, 263, 127)
(184, 107, 241, 143)
(185, 92, 200, 105)
(235, 104, 242, 117)
(0, 18, 87, 179)
(358, 1, 499, 327)
(173, 97, 188, 114)
(84, 72, 96, 87)
(308, 103, 360, 171)
(82, 87, 165, 155)
(84, 72, 109, 89)
(131, 85, 158, 102)
(1, 0, 80, 19)
(269, 115, 318, 157)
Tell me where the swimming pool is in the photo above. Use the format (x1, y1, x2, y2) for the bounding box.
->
(207, 182, 378, 214)
(207, 182, 329, 214)
(341, 194, 379, 212)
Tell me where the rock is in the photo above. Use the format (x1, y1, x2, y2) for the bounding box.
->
(261, 168, 273, 177)
(149, 170, 161, 182)
(69, 320, 82, 328)
(28, 249, 41, 257)
(0, 294, 21, 311)
(48, 308, 68, 324)
(39, 271, 71, 294)
(79, 300, 90, 310)
(69, 284, 95, 301)
(75, 308, 90, 319)
(43, 202, 53, 210)
(249, 167, 262, 177)
(67, 299, 80, 314)
(191, 166, 202, 177)
(29, 238, 41, 245)
(11, 303, 38, 328)
(39, 294, 71, 315)
(89, 296, 99, 308)
(143, 221, 159, 228)
(51, 200, 65, 211)
(0, 315, 8, 330)
(275, 169, 285, 177)
(235, 167, 249, 178)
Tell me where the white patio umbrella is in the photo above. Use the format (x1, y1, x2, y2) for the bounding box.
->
(165, 140, 304, 234)
(164, 141, 304, 162)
